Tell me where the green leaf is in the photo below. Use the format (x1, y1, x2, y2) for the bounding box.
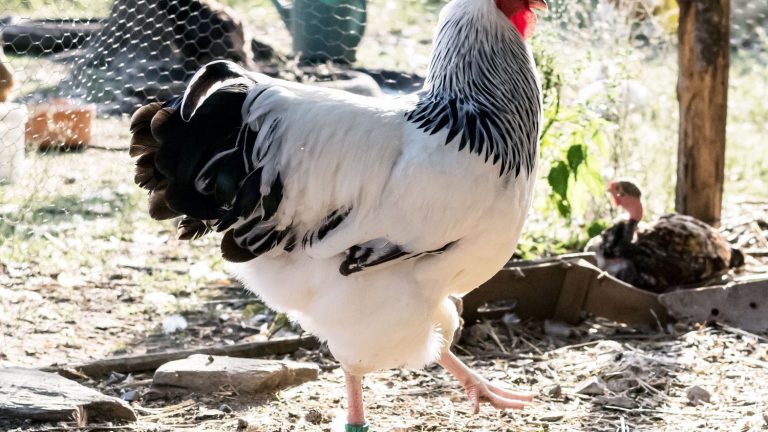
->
(548, 161, 570, 198)
(567, 144, 587, 176)
(587, 220, 610, 238)
(267, 312, 291, 338)
(242, 303, 266, 319)
(556, 199, 572, 218)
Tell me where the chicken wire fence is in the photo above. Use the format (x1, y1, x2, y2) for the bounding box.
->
(0, 0, 766, 262)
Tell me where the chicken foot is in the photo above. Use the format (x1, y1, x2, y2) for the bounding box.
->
(438, 350, 534, 414)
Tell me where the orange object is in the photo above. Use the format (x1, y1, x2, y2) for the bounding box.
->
(25, 99, 96, 150)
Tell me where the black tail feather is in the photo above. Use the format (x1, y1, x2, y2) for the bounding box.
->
(222, 230, 259, 263)
(217, 168, 264, 232)
(177, 217, 212, 241)
(129, 60, 290, 264)
(147, 187, 179, 221)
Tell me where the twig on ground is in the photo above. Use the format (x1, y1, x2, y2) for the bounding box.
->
(117, 263, 187, 275)
(725, 355, 768, 369)
(41, 231, 68, 251)
(719, 324, 768, 343)
(485, 320, 509, 354)
(42, 335, 320, 377)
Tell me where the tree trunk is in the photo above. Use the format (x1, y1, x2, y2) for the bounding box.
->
(676, 0, 730, 226)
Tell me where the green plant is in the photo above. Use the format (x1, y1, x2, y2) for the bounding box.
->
(534, 45, 608, 221)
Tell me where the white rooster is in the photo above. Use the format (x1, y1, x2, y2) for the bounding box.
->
(130, 0, 547, 429)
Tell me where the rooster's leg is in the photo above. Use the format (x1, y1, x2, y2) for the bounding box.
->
(438, 351, 534, 414)
(345, 371, 368, 430)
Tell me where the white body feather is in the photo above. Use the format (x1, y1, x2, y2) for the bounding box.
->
(228, 0, 541, 375)
(230, 87, 538, 374)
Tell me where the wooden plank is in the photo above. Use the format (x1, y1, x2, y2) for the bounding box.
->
(462, 262, 566, 324)
(462, 261, 568, 324)
(659, 279, 768, 332)
(583, 270, 671, 328)
(42, 335, 320, 378)
(675, 0, 731, 226)
(462, 258, 670, 329)
(553, 261, 596, 324)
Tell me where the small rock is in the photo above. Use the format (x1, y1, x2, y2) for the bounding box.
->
(195, 408, 226, 420)
(575, 377, 608, 396)
(162, 315, 188, 334)
(56, 272, 86, 288)
(594, 340, 624, 353)
(238, 415, 272, 431)
(143, 291, 177, 311)
(543, 384, 562, 398)
(237, 417, 249, 429)
(120, 390, 137, 402)
(744, 412, 768, 430)
(305, 408, 327, 425)
(218, 404, 233, 414)
(594, 396, 635, 409)
(0, 368, 136, 424)
(153, 355, 320, 395)
(606, 378, 635, 393)
(501, 312, 521, 327)
(104, 372, 127, 386)
(686, 385, 711, 405)
(0, 287, 43, 303)
(539, 411, 565, 422)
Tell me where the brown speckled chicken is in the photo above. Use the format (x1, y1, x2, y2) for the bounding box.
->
(587, 179, 744, 292)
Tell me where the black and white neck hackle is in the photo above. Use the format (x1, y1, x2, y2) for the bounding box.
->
(406, 0, 542, 177)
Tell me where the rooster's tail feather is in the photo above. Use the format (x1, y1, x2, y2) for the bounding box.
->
(130, 101, 180, 220)
(129, 60, 257, 235)
(130, 60, 292, 264)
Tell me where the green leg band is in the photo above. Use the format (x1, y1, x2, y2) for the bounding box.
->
(345, 424, 370, 432)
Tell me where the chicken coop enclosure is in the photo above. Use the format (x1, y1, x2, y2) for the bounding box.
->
(1, 0, 768, 431)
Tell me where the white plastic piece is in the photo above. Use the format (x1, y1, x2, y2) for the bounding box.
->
(0, 102, 28, 183)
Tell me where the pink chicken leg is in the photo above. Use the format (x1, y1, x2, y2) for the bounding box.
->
(345, 372, 367, 428)
(342, 352, 533, 430)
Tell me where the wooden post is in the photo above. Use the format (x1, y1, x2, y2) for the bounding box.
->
(676, 0, 730, 226)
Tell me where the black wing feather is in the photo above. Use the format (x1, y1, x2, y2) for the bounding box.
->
(340, 240, 458, 277)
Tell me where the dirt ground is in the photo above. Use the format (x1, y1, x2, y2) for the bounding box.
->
(0, 120, 767, 431)
(2, 262, 768, 431)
